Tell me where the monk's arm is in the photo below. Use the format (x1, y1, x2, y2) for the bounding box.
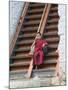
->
(42, 40, 48, 47)
(31, 37, 37, 48)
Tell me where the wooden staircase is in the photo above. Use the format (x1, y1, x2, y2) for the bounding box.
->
(10, 3, 60, 79)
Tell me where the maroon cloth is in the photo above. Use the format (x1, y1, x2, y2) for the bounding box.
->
(33, 38, 48, 65)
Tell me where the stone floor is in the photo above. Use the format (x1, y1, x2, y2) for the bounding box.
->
(10, 72, 66, 89)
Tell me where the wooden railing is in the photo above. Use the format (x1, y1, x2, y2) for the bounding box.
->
(9, 2, 29, 57)
(27, 4, 51, 78)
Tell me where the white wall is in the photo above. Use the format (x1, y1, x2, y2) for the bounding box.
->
(58, 5, 66, 73)
(9, 1, 24, 43)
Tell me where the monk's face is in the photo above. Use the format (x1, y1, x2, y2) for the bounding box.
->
(36, 33, 41, 39)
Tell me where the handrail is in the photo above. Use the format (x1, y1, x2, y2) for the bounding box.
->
(27, 4, 51, 78)
(40, 4, 51, 36)
(9, 2, 29, 57)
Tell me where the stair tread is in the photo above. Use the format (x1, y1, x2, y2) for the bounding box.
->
(10, 59, 57, 67)
(25, 14, 42, 19)
(27, 8, 43, 14)
(44, 31, 58, 36)
(10, 61, 30, 67)
(48, 44, 58, 49)
(14, 47, 30, 52)
(46, 24, 58, 29)
(10, 67, 56, 75)
(21, 26, 38, 32)
(14, 44, 58, 52)
(46, 37, 59, 41)
(16, 36, 59, 45)
(51, 7, 58, 11)
(10, 69, 28, 74)
(46, 51, 58, 56)
(33, 67, 56, 72)
(18, 33, 36, 38)
(23, 20, 40, 25)
(19, 31, 58, 39)
(11, 51, 58, 60)
(16, 39, 34, 45)
(29, 3, 45, 8)
(47, 18, 59, 23)
(49, 12, 58, 17)
(44, 59, 57, 64)
(11, 53, 31, 59)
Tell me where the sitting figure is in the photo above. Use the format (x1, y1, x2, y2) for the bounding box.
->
(29, 32, 48, 69)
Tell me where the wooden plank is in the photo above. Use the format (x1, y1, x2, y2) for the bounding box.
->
(47, 18, 59, 23)
(29, 3, 45, 8)
(27, 8, 43, 14)
(21, 26, 38, 32)
(10, 54, 31, 59)
(25, 14, 42, 19)
(10, 61, 30, 67)
(23, 20, 40, 25)
(18, 33, 36, 38)
(40, 4, 51, 34)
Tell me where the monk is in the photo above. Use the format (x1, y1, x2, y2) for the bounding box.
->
(29, 32, 48, 69)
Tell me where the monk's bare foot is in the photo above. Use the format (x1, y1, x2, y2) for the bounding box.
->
(36, 66, 38, 69)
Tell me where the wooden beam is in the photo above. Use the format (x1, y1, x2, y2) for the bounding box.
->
(40, 4, 51, 35)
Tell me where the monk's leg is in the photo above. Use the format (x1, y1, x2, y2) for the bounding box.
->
(33, 52, 39, 66)
(38, 50, 44, 64)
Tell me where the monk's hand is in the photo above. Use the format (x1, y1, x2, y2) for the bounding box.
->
(42, 43, 45, 47)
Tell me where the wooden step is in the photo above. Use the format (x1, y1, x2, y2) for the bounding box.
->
(10, 67, 56, 74)
(50, 7, 58, 11)
(14, 44, 58, 53)
(25, 14, 42, 20)
(10, 61, 30, 67)
(12, 58, 31, 64)
(10, 59, 57, 68)
(14, 46, 30, 52)
(29, 3, 45, 8)
(51, 4, 58, 8)
(18, 33, 36, 39)
(44, 59, 57, 64)
(16, 36, 59, 46)
(32, 67, 56, 77)
(10, 54, 31, 59)
(48, 44, 58, 49)
(27, 8, 43, 14)
(46, 51, 58, 57)
(10, 69, 28, 74)
(21, 26, 38, 32)
(45, 24, 58, 30)
(23, 20, 40, 26)
(10, 67, 56, 79)
(47, 18, 59, 24)
(19, 31, 58, 39)
(16, 39, 33, 45)
(49, 12, 59, 17)
(33, 67, 56, 72)
(11, 51, 58, 60)
(44, 31, 58, 37)
(46, 37, 59, 43)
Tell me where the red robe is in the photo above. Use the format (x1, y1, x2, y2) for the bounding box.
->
(33, 38, 48, 65)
